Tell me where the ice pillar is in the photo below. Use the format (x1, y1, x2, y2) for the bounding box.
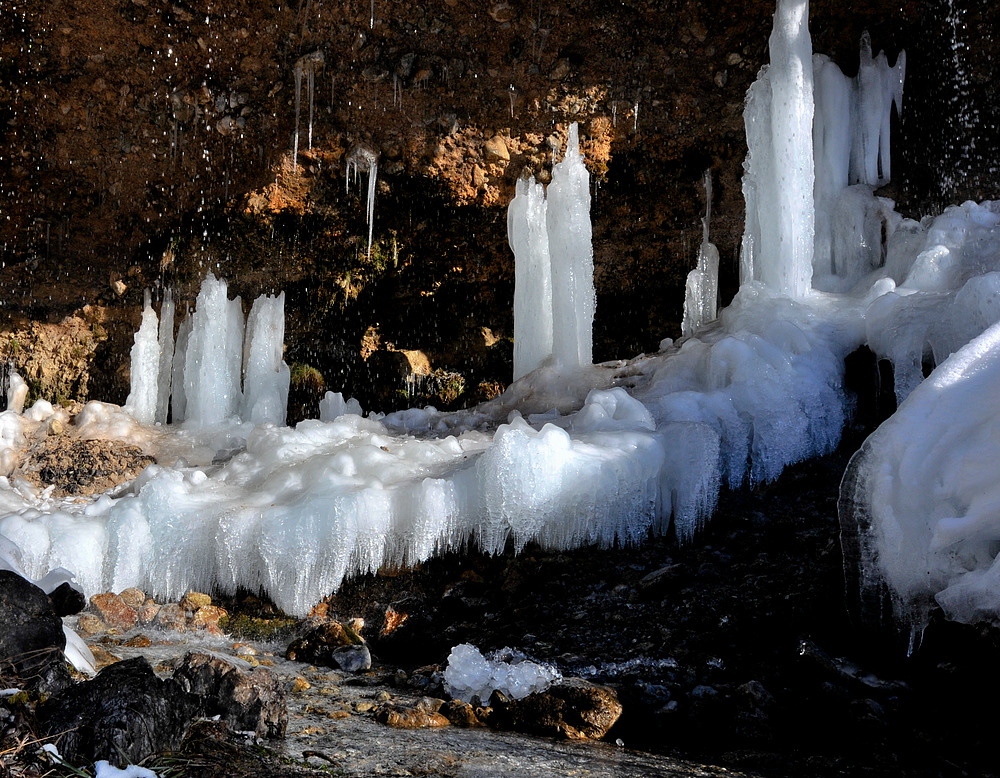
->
(741, 0, 815, 298)
(546, 123, 595, 367)
(509, 177, 554, 380)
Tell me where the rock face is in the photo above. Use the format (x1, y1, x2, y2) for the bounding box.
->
(0, 570, 71, 694)
(4, 0, 964, 415)
(488, 678, 623, 740)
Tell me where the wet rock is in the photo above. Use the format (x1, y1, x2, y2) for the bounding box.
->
(118, 587, 145, 610)
(489, 678, 622, 740)
(191, 604, 228, 635)
(154, 602, 188, 631)
(90, 592, 138, 631)
(49, 581, 86, 616)
(286, 620, 362, 663)
(440, 698, 485, 727)
(77, 613, 107, 635)
(332, 644, 372, 673)
(374, 703, 450, 729)
(37, 657, 197, 765)
(180, 591, 213, 612)
(172, 652, 287, 739)
(0, 570, 71, 694)
(137, 601, 161, 624)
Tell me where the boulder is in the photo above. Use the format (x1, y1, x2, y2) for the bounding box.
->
(488, 678, 623, 740)
(172, 652, 287, 739)
(0, 570, 71, 694)
(49, 581, 86, 616)
(37, 657, 197, 764)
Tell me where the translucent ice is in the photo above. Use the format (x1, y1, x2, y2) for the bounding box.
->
(509, 176, 554, 380)
(124, 294, 160, 426)
(443, 643, 561, 703)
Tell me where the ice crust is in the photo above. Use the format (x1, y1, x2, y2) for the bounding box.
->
(444, 643, 561, 703)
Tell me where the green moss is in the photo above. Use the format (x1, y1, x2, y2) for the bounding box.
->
(218, 613, 297, 642)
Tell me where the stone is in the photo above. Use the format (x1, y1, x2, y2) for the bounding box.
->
(488, 2, 517, 23)
(138, 602, 161, 624)
(49, 582, 86, 616)
(88, 645, 122, 670)
(441, 699, 485, 727)
(180, 591, 213, 612)
(118, 587, 146, 609)
(154, 602, 188, 632)
(331, 644, 372, 673)
(0, 570, 71, 694)
(290, 676, 311, 693)
(286, 621, 360, 663)
(483, 135, 510, 163)
(374, 703, 450, 729)
(77, 613, 108, 635)
(191, 605, 228, 635)
(89, 592, 138, 631)
(172, 652, 287, 739)
(122, 634, 152, 648)
(37, 657, 198, 765)
(488, 678, 623, 740)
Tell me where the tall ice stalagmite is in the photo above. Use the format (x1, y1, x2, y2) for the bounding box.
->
(741, 0, 815, 298)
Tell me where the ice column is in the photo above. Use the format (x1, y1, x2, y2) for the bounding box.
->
(509, 176, 554, 380)
(183, 275, 245, 425)
(170, 313, 192, 423)
(241, 292, 291, 426)
(155, 289, 175, 424)
(682, 170, 720, 337)
(740, 0, 815, 298)
(546, 123, 595, 367)
(124, 291, 160, 425)
(850, 32, 905, 187)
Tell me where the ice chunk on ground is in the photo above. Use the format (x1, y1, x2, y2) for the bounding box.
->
(444, 643, 561, 703)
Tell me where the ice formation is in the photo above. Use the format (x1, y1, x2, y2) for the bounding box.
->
(682, 170, 720, 337)
(123, 292, 160, 426)
(509, 176, 553, 381)
(840, 201, 1000, 628)
(741, 0, 815, 298)
(509, 123, 594, 377)
(240, 292, 290, 427)
(155, 289, 175, 425)
(0, 1, 996, 634)
(547, 123, 596, 368)
(444, 643, 561, 703)
(346, 144, 378, 260)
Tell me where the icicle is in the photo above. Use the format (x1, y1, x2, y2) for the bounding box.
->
(241, 292, 290, 426)
(307, 67, 315, 151)
(155, 289, 175, 424)
(292, 51, 325, 171)
(293, 65, 302, 173)
(345, 144, 378, 260)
